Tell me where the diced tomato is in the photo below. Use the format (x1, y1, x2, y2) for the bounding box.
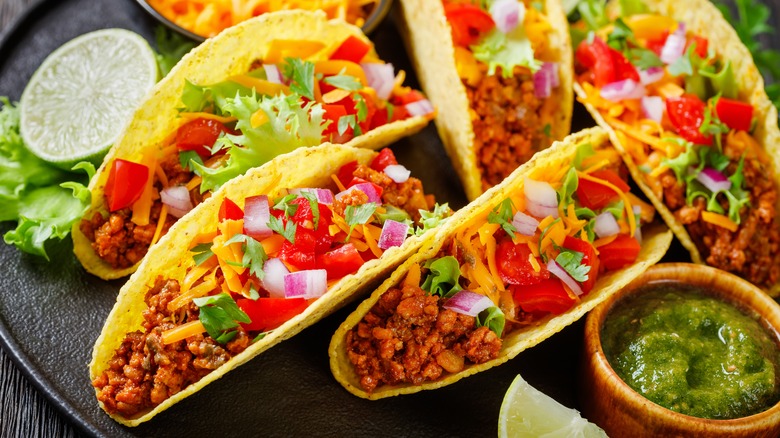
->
(237, 297, 309, 332)
(176, 118, 231, 158)
(389, 104, 409, 122)
(666, 95, 712, 145)
(562, 236, 599, 294)
(598, 235, 641, 270)
(443, 3, 495, 46)
(370, 148, 398, 171)
(218, 198, 244, 222)
(609, 48, 640, 82)
(495, 239, 550, 286)
(347, 177, 384, 199)
(316, 243, 364, 279)
(393, 89, 426, 106)
(370, 106, 389, 129)
(279, 239, 316, 270)
(715, 97, 753, 132)
(576, 37, 615, 88)
(322, 104, 348, 139)
(336, 161, 359, 187)
(329, 35, 371, 64)
(645, 31, 669, 56)
(511, 279, 576, 315)
(576, 177, 620, 210)
(104, 159, 149, 212)
(589, 169, 630, 193)
(687, 35, 708, 59)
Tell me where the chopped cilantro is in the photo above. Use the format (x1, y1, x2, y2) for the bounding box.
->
(667, 46, 694, 77)
(268, 215, 296, 243)
(299, 191, 321, 229)
(324, 72, 363, 91)
(487, 198, 517, 238)
(629, 48, 664, 70)
(282, 58, 315, 100)
(353, 93, 368, 122)
(193, 293, 251, 344)
(273, 193, 299, 217)
(222, 233, 268, 279)
(345, 202, 377, 239)
(191, 242, 214, 265)
(338, 114, 358, 136)
(555, 247, 591, 282)
(542, 123, 552, 138)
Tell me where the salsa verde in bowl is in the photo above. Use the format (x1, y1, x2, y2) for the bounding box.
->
(580, 263, 780, 437)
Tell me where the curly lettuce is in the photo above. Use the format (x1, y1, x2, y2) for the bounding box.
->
(470, 26, 542, 77)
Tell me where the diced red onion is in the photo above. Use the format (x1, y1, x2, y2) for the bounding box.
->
(289, 188, 334, 205)
(263, 64, 283, 84)
(599, 79, 645, 102)
(361, 63, 395, 100)
(547, 259, 584, 296)
(641, 96, 664, 122)
(524, 177, 559, 219)
(383, 164, 411, 183)
(335, 183, 381, 203)
(660, 23, 686, 65)
(443, 290, 495, 317)
(378, 219, 409, 250)
(490, 0, 523, 34)
(533, 62, 559, 99)
(696, 167, 732, 193)
(633, 205, 643, 244)
(160, 185, 193, 218)
(284, 269, 328, 299)
(405, 99, 434, 117)
(638, 67, 664, 85)
(262, 258, 289, 298)
(243, 195, 272, 239)
(512, 211, 539, 236)
(593, 212, 620, 239)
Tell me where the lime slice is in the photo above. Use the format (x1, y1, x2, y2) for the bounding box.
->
(498, 374, 609, 438)
(20, 28, 158, 168)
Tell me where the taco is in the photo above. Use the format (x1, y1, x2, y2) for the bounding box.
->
(73, 10, 435, 280)
(571, 0, 780, 295)
(89, 143, 451, 425)
(395, 0, 573, 200)
(329, 127, 672, 398)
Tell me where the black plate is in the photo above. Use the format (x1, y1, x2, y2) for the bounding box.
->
(0, 0, 756, 436)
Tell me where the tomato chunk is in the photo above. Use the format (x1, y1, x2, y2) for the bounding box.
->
(688, 35, 708, 59)
(330, 35, 371, 64)
(219, 198, 244, 222)
(322, 104, 348, 140)
(576, 37, 615, 88)
(370, 148, 398, 172)
(666, 95, 712, 145)
(610, 48, 640, 82)
(336, 161, 359, 187)
(316, 243, 364, 279)
(511, 279, 575, 315)
(176, 118, 231, 158)
(590, 169, 630, 193)
(444, 3, 495, 46)
(715, 98, 753, 132)
(576, 178, 619, 210)
(104, 158, 149, 212)
(562, 236, 599, 294)
(237, 297, 309, 332)
(598, 235, 641, 270)
(496, 239, 550, 286)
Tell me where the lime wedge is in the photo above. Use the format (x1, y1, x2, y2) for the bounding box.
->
(20, 28, 158, 168)
(498, 374, 608, 438)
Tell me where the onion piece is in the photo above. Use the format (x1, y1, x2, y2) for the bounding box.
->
(593, 212, 620, 239)
(405, 99, 434, 117)
(335, 183, 381, 204)
(378, 219, 409, 250)
(243, 195, 272, 239)
(512, 211, 539, 236)
(262, 258, 289, 298)
(284, 269, 328, 299)
(599, 79, 645, 102)
(362, 63, 395, 100)
(696, 167, 732, 193)
(443, 290, 495, 317)
(490, 0, 524, 34)
(638, 67, 664, 85)
(160, 186, 193, 218)
(533, 62, 559, 98)
(383, 164, 411, 183)
(263, 64, 284, 84)
(641, 96, 664, 122)
(524, 177, 559, 219)
(290, 188, 334, 205)
(547, 260, 584, 296)
(660, 23, 686, 65)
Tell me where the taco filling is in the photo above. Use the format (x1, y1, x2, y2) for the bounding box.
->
(91, 149, 450, 417)
(345, 141, 657, 392)
(444, 0, 562, 189)
(79, 35, 434, 270)
(574, 13, 780, 288)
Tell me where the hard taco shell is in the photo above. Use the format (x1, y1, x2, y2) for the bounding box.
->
(329, 127, 673, 399)
(73, 10, 431, 280)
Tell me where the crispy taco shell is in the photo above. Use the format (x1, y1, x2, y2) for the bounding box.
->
(329, 127, 673, 399)
(89, 143, 439, 425)
(73, 10, 431, 280)
(574, 0, 780, 296)
(396, 0, 573, 200)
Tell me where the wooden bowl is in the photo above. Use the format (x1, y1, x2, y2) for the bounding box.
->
(580, 263, 780, 437)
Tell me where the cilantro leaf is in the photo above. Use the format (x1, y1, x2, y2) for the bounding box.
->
(267, 215, 296, 243)
(224, 233, 269, 279)
(193, 293, 251, 344)
(324, 73, 363, 91)
(667, 46, 694, 77)
(190, 242, 215, 265)
(282, 58, 316, 100)
(338, 114, 357, 136)
(421, 256, 463, 298)
(299, 191, 321, 229)
(273, 193, 299, 217)
(629, 48, 664, 70)
(471, 26, 542, 77)
(353, 93, 368, 122)
(606, 18, 634, 52)
(575, 0, 609, 31)
(557, 168, 579, 210)
(555, 248, 591, 282)
(345, 203, 377, 239)
(476, 306, 505, 337)
(487, 198, 516, 238)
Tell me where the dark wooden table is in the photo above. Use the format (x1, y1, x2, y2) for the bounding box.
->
(1, 0, 779, 437)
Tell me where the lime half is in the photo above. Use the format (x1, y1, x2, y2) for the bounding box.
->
(498, 374, 608, 438)
(20, 28, 158, 168)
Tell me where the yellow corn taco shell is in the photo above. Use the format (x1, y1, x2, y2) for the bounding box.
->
(573, 0, 780, 296)
(396, 0, 573, 200)
(73, 10, 432, 280)
(89, 143, 440, 426)
(329, 127, 673, 399)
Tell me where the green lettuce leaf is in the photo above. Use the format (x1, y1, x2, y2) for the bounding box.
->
(421, 256, 463, 298)
(471, 26, 541, 77)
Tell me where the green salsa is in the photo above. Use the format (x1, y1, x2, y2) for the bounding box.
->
(601, 283, 780, 419)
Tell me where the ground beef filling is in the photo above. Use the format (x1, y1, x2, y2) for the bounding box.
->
(79, 154, 196, 269)
(92, 278, 250, 418)
(346, 283, 502, 392)
(353, 164, 435, 222)
(466, 66, 546, 190)
(664, 142, 780, 289)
